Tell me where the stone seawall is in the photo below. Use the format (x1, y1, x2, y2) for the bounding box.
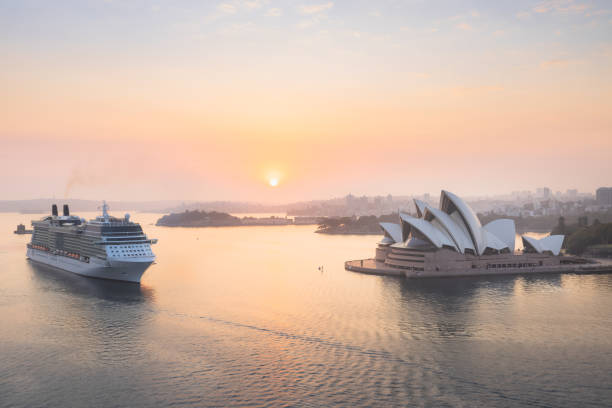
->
(345, 259, 612, 278)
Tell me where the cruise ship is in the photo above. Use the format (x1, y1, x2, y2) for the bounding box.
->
(27, 202, 157, 283)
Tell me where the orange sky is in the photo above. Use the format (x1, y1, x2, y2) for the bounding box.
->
(1, 1, 611, 201)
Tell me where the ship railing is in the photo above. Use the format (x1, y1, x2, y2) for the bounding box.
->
(94, 239, 156, 245)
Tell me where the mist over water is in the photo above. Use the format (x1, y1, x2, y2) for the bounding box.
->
(1, 213, 611, 407)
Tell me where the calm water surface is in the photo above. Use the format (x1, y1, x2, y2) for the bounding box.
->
(1, 213, 611, 407)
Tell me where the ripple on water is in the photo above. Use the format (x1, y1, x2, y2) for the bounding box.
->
(1, 216, 612, 407)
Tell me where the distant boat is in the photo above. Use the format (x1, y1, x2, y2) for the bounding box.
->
(14, 224, 33, 234)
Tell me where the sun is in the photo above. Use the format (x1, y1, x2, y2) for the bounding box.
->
(268, 178, 279, 187)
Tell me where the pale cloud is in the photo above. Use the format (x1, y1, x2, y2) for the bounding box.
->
(456, 23, 473, 31)
(402, 26, 438, 33)
(265, 7, 282, 17)
(297, 19, 316, 29)
(217, 3, 237, 14)
(299, 2, 333, 15)
(595, 44, 612, 57)
(450, 10, 479, 21)
(451, 85, 505, 95)
(516, 11, 531, 19)
(448, 10, 479, 31)
(532, 0, 589, 14)
(540, 58, 568, 68)
(540, 58, 583, 68)
(207, 1, 269, 23)
(369, 10, 381, 18)
(585, 9, 611, 17)
(244, 0, 267, 9)
(219, 21, 255, 35)
(493, 30, 504, 36)
(296, 3, 333, 28)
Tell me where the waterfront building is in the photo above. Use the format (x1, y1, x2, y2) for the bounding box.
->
(596, 187, 612, 206)
(536, 187, 551, 199)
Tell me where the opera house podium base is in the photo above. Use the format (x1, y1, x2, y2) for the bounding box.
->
(345, 257, 612, 278)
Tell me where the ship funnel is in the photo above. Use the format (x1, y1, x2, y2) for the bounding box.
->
(63, 204, 70, 216)
(52, 204, 58, 216)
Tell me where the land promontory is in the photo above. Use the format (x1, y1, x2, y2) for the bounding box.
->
(156, 210, 299, 227)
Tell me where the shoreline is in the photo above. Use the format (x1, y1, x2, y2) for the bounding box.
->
(316, 229, 553, 235)
(156, 223, 312, 228)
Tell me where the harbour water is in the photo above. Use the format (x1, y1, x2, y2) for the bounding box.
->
(1, 212, 611, 407)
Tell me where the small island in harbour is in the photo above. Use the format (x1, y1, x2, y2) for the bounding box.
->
(156, 210, 321, 227)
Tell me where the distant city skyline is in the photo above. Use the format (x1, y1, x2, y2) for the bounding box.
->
(0, 185, 601, 204)
(0, 185, 605, 215)
(2, 0, 611, 202)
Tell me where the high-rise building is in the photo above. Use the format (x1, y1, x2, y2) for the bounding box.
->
(536, 187, 551, 199)
(596, 187, 612, 206)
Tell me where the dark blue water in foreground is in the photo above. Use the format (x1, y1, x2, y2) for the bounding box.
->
(1, 213, 611, 407)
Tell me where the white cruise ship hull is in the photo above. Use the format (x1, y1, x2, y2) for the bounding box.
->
(27, 248, 153, 283)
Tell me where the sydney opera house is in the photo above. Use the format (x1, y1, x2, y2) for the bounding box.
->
(347, 190, 567, 278)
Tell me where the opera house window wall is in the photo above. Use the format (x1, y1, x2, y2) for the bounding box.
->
(370, 190, 565, 277)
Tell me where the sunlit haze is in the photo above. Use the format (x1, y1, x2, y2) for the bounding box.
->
(1, 0, 611, 202)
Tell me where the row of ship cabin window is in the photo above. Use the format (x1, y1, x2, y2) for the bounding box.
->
(108, 246, 151, 257)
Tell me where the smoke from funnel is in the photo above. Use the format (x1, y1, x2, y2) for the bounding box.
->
(64, 167, 106, 199)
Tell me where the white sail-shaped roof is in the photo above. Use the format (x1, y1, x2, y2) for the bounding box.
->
(440, 190, 485, 255)
(423, 207, 475, 254)
(521, 236, 540, 253)
(540, 235, 564, 255)
(399, 213, 457, 251)
(482, 230, 510, 252)
(483, 219, 516, 253)
(414, 199, 428, 218)
(522, 235, 564, 256)
(399, 211, 413, 241)
(379, 222, 402, 244)
(379, 190, 563, 258)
